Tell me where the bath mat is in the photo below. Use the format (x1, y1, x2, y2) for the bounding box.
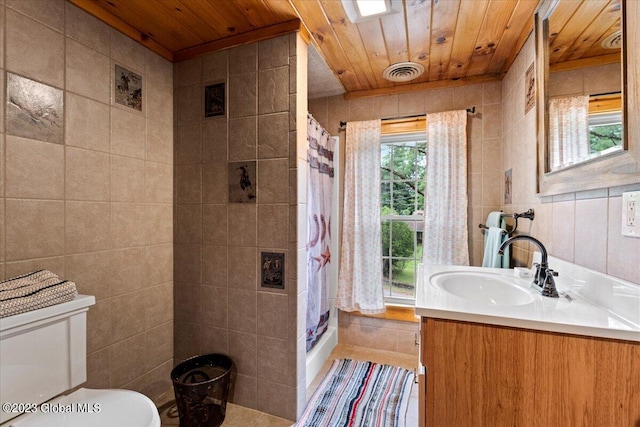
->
(296, 359, 414, 427)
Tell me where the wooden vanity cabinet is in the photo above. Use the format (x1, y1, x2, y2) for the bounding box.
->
(419, 317, 640, 427)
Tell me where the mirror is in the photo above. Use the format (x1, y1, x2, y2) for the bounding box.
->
(536, 0, 640, 195)
(547, 0, 623, 172)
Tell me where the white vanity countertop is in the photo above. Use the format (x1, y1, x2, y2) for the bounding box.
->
(415, 259, 640, 342)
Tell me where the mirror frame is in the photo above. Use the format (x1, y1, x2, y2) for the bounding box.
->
(536, 0, 640, 196)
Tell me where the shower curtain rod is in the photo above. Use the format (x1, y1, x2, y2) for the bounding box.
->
(338, 106, 476, 130)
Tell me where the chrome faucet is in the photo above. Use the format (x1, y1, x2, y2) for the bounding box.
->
(498, 235, 559, 298)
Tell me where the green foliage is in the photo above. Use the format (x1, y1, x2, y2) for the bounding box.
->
(589, 124, 622, 153)
(381, 142, 426, 216)
(382, 216, 415, 276)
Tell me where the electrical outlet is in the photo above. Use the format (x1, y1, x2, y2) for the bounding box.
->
(622, 191, 640, 238)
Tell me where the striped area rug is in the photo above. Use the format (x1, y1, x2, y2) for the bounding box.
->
(296, 359, 415, 427)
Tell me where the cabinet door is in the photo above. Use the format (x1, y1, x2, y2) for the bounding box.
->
(423, 317, 640, 426)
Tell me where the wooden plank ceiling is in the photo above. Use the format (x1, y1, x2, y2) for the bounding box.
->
(548, 0, 621, 65)
(70, 0, 621, 99)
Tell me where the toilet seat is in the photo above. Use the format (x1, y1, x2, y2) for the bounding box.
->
(7, 388, 160, 427)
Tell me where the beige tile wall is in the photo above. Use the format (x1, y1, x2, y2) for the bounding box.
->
(173, 33, 307, 420)
(0, 1, 174, 399)
(501, 35, 640, 285)
(549, 62, 621, 98)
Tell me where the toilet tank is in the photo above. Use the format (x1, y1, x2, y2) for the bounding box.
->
(0, 295, 95, 424)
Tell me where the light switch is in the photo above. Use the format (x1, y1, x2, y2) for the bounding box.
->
(621, 191, 640, 238)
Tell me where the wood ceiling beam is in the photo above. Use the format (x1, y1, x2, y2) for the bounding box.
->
(173, 19, 304, 62)
(344, 73, 500, 100)
(69, 0, 174, 61)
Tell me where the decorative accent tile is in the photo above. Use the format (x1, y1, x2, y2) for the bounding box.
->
(205, 82, 225, 117)
(229, 161, 257, 203)
(504, 168, 512, 204)
(261, 252, 285, 289)
(6, 73, 63, 144)
(525, 62, 535, 114)
(114, 64, 142, 111)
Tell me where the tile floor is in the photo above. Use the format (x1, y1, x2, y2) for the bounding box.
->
(156, 344, 418, 426)
(156, 391, 292, 426)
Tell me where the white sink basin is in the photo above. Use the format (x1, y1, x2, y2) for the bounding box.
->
(416, 262, 640, 342)
(430, 271, 535, 306)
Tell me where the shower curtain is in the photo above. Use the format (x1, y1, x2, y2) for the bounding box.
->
(306, 114, 335, 352)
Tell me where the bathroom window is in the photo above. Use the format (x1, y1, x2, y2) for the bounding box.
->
(381, 133, 426, 303)
(588, 110, 622, 157)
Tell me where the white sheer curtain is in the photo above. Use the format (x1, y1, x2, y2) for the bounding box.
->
(423, 110, 469, 266)
(336, 119, 385, 314)
(549, 95, 590, 171)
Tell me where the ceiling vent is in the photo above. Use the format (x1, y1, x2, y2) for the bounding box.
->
(383, 62, 425, 82)
(601, 30, 622, 49)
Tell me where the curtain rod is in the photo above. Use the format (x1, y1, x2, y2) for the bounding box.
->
(338, 106, 476, 129)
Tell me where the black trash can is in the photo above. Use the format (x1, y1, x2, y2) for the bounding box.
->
(171, 353, 233, 427)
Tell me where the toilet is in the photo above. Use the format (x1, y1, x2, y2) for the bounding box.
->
(0, 295, 160, 427)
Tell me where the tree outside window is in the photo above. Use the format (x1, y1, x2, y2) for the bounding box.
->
(588, 111, 622, 155)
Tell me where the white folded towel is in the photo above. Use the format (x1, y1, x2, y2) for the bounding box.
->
(482, 227, 505, 268)
(486, 211, 503, 228)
